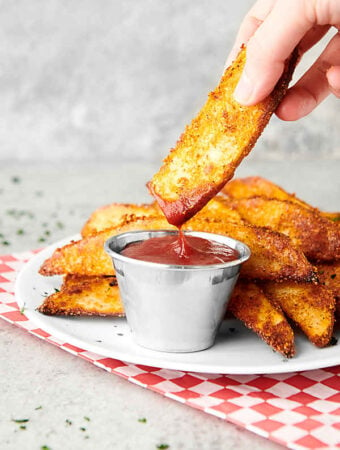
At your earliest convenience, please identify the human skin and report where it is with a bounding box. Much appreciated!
[226,0,340,120]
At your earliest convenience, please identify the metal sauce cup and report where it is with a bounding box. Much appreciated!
[105,230,250,353]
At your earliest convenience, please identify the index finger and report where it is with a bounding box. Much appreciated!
[225,0,275,67]
[234,0,313,105]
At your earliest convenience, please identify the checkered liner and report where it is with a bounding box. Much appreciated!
[1,251,339,450]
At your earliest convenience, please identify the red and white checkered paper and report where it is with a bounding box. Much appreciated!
[1,251,339,450]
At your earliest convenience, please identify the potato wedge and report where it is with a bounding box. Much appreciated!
[228,280,295,357]
[37,275,124,317]
[148,47,298,226]
[81,197,243,238]
[39,215,316,282]
[194,195,244,223]
[230,197,340,261]
[81,202,159,237]
[223,176,340,222]
[262,281,335,348]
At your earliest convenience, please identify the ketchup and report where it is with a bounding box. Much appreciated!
[121,231,239,265]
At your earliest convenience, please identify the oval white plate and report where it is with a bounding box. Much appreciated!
[15,236,340,374]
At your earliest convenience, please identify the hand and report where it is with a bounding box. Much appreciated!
[226,0,340,120]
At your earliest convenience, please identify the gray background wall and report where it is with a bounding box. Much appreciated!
[0,0,339,164]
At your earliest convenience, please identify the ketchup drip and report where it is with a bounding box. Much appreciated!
[121,229,239,266]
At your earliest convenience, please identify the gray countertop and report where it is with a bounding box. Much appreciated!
[1,160,339,450]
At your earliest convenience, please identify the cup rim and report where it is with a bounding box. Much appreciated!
[104,229,251,271]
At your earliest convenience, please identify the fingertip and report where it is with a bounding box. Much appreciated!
[326,66,340,98]
[275,88,317,121]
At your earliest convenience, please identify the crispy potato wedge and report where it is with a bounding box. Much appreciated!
[39,215,315,282]
[81,202,159,237]
[228,280,295,357]
[81,197,244,238]
[262,281,335,348]
[223,176,340,222]
[194,195,244,223]
[230,197,340,261]
[37,275,124,316]
[148,47,298,226]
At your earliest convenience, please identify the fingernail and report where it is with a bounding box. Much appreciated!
[234,71,254,104]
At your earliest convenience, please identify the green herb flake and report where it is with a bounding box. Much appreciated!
[84,416,90,422]
[330,336,338,346]
[157,445,169,449]
[44,230,51,236]
[41,446,51,450]
[19,425,26,430]
[138,418,147,423]
[65,419,72,426]
[80,427,86,432]
[20,304,26,315]
[12,418,29,424]
[330,274,337,279]
[35,406,43,410]
[2,240,10,246]
[11,176,21,184]
[38,237,46,243]
[56,221,64,229]
[54,288,60,293]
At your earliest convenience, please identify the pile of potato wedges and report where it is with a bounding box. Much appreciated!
[38,176,340,358]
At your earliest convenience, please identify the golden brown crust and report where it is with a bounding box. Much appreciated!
[81,202,159,237]
[228,280,295,357]
[39,215,315,282]
[262,281,335,348]
[148,46,298,226]
[37,275,124,317]
[223,176,340,222]
[223,176,313,209]
[229,197,340,262]
[317,261,340,307]
[81,197,244,237]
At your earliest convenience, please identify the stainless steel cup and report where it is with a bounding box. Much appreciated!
[105,230,250,352]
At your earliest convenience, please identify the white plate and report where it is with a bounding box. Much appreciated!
[15,236,340,374]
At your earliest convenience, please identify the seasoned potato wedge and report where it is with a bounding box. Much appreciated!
[223,176,340,222]
[262,281,335,348]
[194,196,244,223]
[37,275,124,317]
[81,202,159,237]
[148,47,298,226]
[81,196,244,238]
[228,280,295,358]
[39,215,315,282]
[230,197,340,261]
